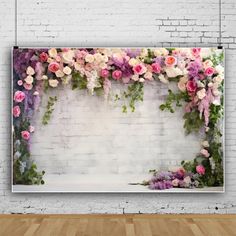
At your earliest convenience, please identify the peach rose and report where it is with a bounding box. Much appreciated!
[165,56,177,67]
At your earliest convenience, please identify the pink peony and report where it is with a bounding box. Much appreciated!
[112,70,122,80]
[200,149,210,158]
[23,83,33,90]
[204,67,215,76]
[191,48,201,57]
[14,91,25,103]
[21,130,30,140]
[48,62,60,73]
[165,56,177,67]
[196,165,205,175]
[39,52,49,62]
[100,69,109,78]
[13,106,21,117]
[186,80,197,93]
[151,63,161,73]
[133,63,147,75]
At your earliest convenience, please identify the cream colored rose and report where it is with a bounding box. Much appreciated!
[94,53,103,63]
[47,58,54,63]
[26,66,35,75]
[49,79,59,87]
[63,66,72,75]
[129,58,139,66]
[24,75,34,84]
[55,70,65,78]
[203,59,213,69]
[197,81,205,88]
[144,72,153,80]
[212,89,220,96]
[103,55,108,62]
[160,48,169,56]
[213,75,223,84]
[48,48,57,58]
[197,88,206,100]
[41,75,48,80]
[202,140,209,148]
[159,74,169,84]
[200,48,212,58]
[131,74,139,81]
[62,50,75,64]
[208,82,213,87]
[178,76,188,92]
[153,49,161,57]
[140,48,148,57]
[85,54,94,63]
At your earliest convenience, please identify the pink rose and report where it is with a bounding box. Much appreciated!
[191,48,201,57]
[39,52,49,62]
[204,67,215,76]
[165,56,177,67]
[13,106,21,117]
[17,80,23,86]
[196,165,205,175]
[100,69,109,78]
[186,80,197,94]
[177,167,185,178]
[48,62,60,73]
[21,130,30,140]
[133,63,147,75]
[151,63,161,73]
[112,70,122,80]
[200,149,210,158]
[14,91,25,103]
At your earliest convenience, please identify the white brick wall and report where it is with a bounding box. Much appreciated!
[1,0,236,213]
[30,83,200,179]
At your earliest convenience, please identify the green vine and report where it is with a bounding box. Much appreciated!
[42,96,58,125]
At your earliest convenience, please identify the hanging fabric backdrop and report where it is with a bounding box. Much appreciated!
[12,47,224,192]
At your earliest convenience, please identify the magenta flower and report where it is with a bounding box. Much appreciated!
[196,165,205,175]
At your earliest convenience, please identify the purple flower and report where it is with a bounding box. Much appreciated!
[125,48,141,58]
[187,60,202,79]
[149,180,173,190]
[111,56,133,78]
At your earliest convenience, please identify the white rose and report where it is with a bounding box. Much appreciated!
[215,64,224,75]
[139,78,145,83]
[85,54,94,63]
[49,79,59,87]
[212,89,220,96]
[165,67,183,78]
[153,49,161,57]
[160,48,169,56]
[178,76,188,92]
[197,88,206,100]
[55,70,65,78]
[200,48,212,58]
[25,75,34,84]
[159,74,169,84]
[63,66,72,75]
[26,66,35,75]
[48,48,57,58]
[208,82,213,87]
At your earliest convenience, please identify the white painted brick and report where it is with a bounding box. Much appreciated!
[0,0,235,214]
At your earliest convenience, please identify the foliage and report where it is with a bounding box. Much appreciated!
[42,96,58,125]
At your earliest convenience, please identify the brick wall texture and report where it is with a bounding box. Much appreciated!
[0,0,236,213]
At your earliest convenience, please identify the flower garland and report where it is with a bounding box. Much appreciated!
[12,47,224,190]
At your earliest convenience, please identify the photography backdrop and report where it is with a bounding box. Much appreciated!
[1,0,236,212]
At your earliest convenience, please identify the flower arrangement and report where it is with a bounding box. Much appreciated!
[12,47,224,189]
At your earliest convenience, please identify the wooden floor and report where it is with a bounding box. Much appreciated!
[0,214,236,236]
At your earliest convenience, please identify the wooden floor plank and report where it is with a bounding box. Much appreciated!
[0,214,236,236]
